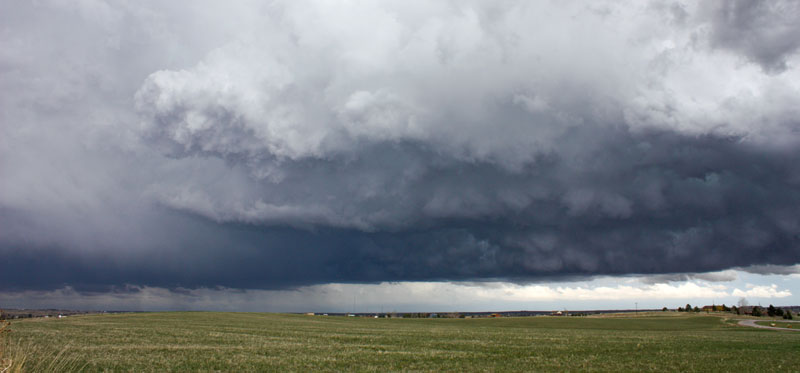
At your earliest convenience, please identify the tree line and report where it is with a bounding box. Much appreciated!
[667,303,794,319]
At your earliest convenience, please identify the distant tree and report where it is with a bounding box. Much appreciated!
[693,306,700,312]
[677,307,684,312]
[662,307,668,312]
[722,304,730,312]
[785,311,793,320]
[752,306,762,317]
[738,298,749,307]
[685,304,692,312]
[768,304,776,317]
[776,308,784,317]
[732,306,739,315]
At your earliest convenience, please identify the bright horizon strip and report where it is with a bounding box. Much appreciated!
[0,270,795,313]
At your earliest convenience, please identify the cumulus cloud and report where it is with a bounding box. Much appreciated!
[732,284,792,298]
[1,0,800,296]
[132,0,800,232]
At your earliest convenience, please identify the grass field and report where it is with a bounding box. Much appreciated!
[3,312,799,371]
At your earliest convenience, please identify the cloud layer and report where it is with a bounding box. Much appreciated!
[0,274,792,312]
[2,0,800,293]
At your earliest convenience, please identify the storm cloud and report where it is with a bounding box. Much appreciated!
[703,0,800,73]
[2,0,800,294]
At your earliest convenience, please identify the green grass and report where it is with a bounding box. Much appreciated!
[6,312,800,371]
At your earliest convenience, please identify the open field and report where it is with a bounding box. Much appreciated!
[3,312,799,371]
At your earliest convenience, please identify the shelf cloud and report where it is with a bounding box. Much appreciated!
[2,0,800,295]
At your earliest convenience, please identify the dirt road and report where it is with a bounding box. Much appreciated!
[738,319,800,331]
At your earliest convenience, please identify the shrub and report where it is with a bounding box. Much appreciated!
[1,317,19,373]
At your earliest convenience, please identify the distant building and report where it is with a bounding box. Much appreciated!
[702,305,724,312]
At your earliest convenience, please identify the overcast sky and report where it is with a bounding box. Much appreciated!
[2,0,799,311]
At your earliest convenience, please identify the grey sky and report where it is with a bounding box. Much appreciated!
[1,0,799,309]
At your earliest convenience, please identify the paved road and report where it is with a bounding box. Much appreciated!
[738,319,800,331]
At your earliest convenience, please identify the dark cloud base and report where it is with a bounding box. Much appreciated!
[4,127,800,292]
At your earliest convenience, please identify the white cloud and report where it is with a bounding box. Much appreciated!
[732,284,792,298]
[464,281,729,301]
